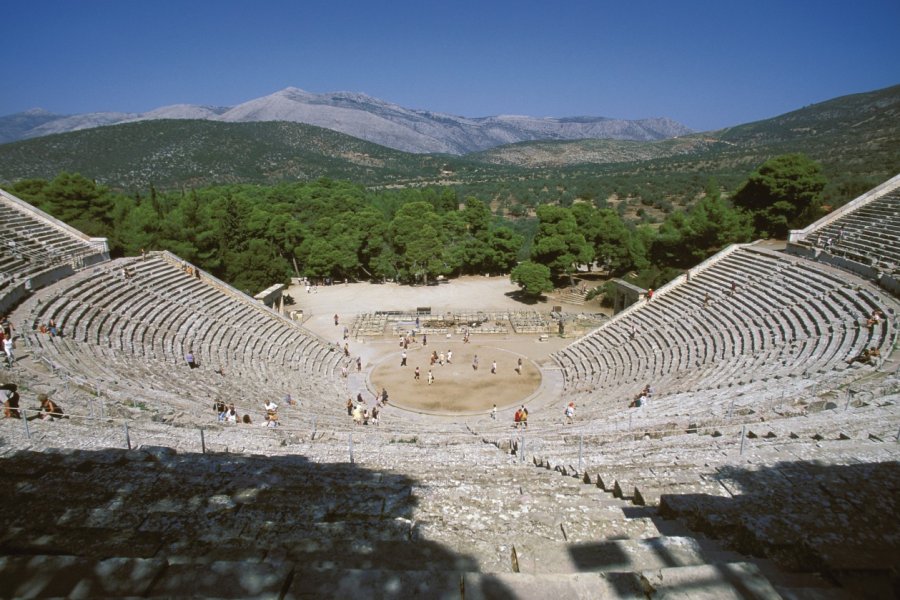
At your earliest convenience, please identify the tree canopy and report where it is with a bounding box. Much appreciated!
[7,154,828,297]
[510,261,554,299]
[731,153,826,238]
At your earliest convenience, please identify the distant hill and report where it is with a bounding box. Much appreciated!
[0,84,897,194]
[0,87,692,153]
[0,119,520,190]
[472,85,900,175]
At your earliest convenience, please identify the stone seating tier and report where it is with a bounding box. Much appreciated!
[0,417,862,599]
[802,188,900,267]
[14,256,346,426]
[554,246,896,415]
[0,197,101,284]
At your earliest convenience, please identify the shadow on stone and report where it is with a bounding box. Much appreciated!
[658,459,900,599]
[0,446,517,598]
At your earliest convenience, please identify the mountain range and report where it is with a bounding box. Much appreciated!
[0,87,692,154]
[0,84,896,194]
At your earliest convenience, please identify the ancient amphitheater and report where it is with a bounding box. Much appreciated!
[0,176,898,599]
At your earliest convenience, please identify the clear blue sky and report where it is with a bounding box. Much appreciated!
[4,0,899,131]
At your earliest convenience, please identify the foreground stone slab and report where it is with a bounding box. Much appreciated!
[463,571,645,600]
[640,562,782,600]
[0,555,165,599]
[148,559,291,598]
[286,567,462,599]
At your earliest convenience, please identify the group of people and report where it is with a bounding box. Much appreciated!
[866,310,884,329]
[214,400,241,424]
[212,393,298,427]
[35,318,62,339]
[513,405,529,428]
[848,346,881,365]
[427,350,452,366]
[629,384,653,408]
[180,261,201,280]
[2,383,65,420]
[347,395,379,425]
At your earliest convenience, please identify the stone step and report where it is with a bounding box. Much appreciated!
[640,562,783,600]
[289,568,646,599]
[0,555,166,598]
[511,536,746,575]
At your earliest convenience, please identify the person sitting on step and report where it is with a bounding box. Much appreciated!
[37,394,66,420]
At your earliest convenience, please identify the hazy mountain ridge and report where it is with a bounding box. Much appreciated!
[0,87,692,153]
[473,84,900,169]
[0,84,896,193]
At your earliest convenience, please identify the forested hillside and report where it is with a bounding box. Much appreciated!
[1,85,896,221]
[7,154,825,296]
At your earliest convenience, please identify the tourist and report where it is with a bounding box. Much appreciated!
[3,337,13,368]
[514,408,522,429]
[37,394,66,420]
[381,388,389,405]
[848,347,880,365]
[520,406,528,428]
[0,316,12,340]
[334,314,339,326]
[347,398,354,416]
[439,351,445,366]
[214,399,227,422]
[472,354,479,371]
[491,360,497,374]
[428,369,434,385]
[356,356,362,372]
[422,334,427,347]
[866,310,883,329]
[414,366,420,381]
[515,357,523,375]
[2,383,20,419]
[264,399,279,427]
[646,288,654,301]
[447,350,452,364]
[352,403,363,425]
[371,405,379,426]
[401,350,407,366]
[491,404,497,420]
[226,403,237,424]
[185,349,198,369]
[564,402,575,425]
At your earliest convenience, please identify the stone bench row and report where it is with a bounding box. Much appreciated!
[555,247,894,403]
[26,257,340,380]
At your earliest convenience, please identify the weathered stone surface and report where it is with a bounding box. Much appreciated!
[640,562,782,600]
[0,555,165,598]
